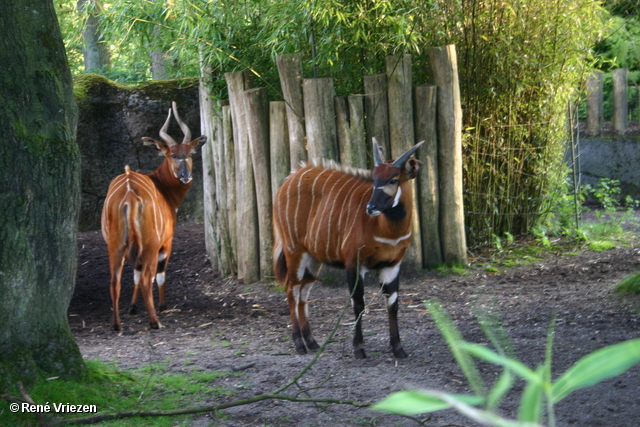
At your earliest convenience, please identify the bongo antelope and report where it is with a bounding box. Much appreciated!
[273,139,423,358]
[101,102,206,330]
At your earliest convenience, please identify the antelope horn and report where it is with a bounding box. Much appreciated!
[390,140,424,168]
[159,107,177,147]
[171,101,192,145]
[372,137,385,166]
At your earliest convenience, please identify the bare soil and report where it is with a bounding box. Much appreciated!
[71,221,640,426]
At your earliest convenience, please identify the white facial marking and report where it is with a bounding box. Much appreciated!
[392,186,402,208]
[156,272,166,288]
[379,263,401,285]
[386,292,398,308]
[374,231,412,247]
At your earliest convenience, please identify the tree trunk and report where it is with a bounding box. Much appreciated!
[0,0,86,388]
[78,0,109,72]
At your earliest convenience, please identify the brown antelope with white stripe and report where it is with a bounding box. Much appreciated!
[273,139,423,359]
[101,102,206,330]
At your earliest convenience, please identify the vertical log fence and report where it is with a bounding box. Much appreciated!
[202,45,468,283]
[585,67,640,135]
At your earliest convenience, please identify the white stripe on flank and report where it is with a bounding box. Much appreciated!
[311,170,336,255]
[341,188,370,251]
[325,175,351,261]
[374,231,412,247]
[294,168,315,242]
[334,177,360,259]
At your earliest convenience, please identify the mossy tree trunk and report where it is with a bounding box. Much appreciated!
[0,0,86,388]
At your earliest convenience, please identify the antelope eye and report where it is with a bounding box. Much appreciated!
[389,179,398,185]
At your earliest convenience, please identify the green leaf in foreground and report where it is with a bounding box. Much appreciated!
[371,390,483,416]
[551,338,640,403]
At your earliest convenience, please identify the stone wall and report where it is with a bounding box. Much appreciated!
[577,136,640,199]
[75,74,203,231]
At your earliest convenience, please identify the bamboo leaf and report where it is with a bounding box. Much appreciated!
[551,338,640,403]
[371,390,483,416]
[518,365,545,423]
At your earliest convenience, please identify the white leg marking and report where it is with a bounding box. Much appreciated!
[292,285,301,320]
[301,283,313,317]
[297,253,312,281]
[133,269,141,286]
[386,291,398,308]
[156,272,166,288]
[379,263,401,285]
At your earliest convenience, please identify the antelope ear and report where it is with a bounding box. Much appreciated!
[404,158,421,179]
[142,137,170,155]
[188,135,207,153]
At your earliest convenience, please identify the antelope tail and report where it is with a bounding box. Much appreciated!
[273,227,287,283]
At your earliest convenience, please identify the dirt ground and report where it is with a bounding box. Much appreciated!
[71,220,640,426]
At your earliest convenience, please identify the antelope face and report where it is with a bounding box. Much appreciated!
[366,165,402,216]
[168,143,195,185]
[366,138,423,217]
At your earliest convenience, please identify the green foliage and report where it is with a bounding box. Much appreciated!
[55,0,608,247]
[1,360,231,426]
[372,303,640,426]
[616,271,640,294]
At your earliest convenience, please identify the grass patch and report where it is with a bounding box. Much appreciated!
[616,271,640,295]
[587,241,616,252]
[1,359,232,426]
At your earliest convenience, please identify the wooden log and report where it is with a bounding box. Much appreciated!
[221,102,237,275]
[270,101,291,197]
[428,45,467,266]
[276,54,307,166]
[243,87,273,279]
[586,70,603,135]
[225,71,260,283]
[335,95,367,169]
[364,73,390,162]
[613,68,628,135]
[414,84,443,267]
[303,78,338,161]
[386,54,422,275]
[199,78,219,272]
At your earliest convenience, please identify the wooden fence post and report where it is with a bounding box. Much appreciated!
[586,71,603,134]
[270,101,291,197]
[277,54,307,166]
[304,78,338,161]
[199,77,219,273]
[336,95,367,169]
[613,68,628,135]
[428,45,467,266]
[221,102,237,275]
[243,87,273,278]
[386,54,422,274]
[414,84,443,267]
[364,73,390,161]
[225,71,260,283]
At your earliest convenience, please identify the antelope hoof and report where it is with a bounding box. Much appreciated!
[129,304,138,315]
[354,348,367,359]
[305,337,320,351]
[295,345,308,355]
[159,304,167,312]
[149,321,160,329]
[393,347,408,359]
[112,323,121,332]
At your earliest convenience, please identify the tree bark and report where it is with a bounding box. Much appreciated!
[0,0,86,388]
[78,0,109,72]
